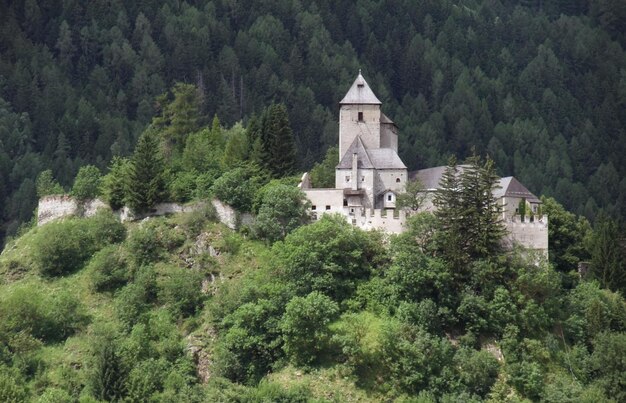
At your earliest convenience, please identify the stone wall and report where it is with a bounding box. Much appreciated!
[504,216,549,253]
[37,195,252,230]
[37,195,109,226]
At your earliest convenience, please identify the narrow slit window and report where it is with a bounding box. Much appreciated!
[358,112,363,122]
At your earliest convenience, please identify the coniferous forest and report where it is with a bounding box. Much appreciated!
[1,0,626,401]
[1,0,626,242]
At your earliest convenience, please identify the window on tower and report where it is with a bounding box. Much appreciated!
[358,112,363,122]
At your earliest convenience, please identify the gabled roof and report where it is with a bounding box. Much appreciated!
[339,71,382,105]
[337,136,374,169]
[410,167,541,203]
[367,149,407,169]
[410,165,470,190]
[337,136,406,170]
[495,176,540,203]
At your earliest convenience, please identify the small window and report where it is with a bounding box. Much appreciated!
[387,194,392,201]
[396,178,401,183]
[325,205,331,210]
[350,208,355,214]
[343,199,348,207]
[345,175,350,182]
[311,205,316,211]
[361,176,365,181]
[358,112,363,122]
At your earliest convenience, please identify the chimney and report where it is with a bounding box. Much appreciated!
[352,153,358,191]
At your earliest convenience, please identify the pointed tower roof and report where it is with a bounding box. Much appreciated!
[339,71,382,105]
[337,136,374,169]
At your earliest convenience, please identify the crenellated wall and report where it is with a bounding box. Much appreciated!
[503,216,549,253]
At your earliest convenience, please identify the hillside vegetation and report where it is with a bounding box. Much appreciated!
[1,0,626,244]
[0,185,624,401]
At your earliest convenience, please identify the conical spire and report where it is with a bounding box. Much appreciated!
[339,71,382,105]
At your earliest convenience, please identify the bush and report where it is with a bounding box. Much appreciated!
[157,266,205,318]
[88,245,129,292]
[0,366,27,402]
[168,170,197,203]
[32,212,125,277]
[126,220,184,267]
[253,184,310,243]
[281,292,339,366]
[71,165,102,200]
[211,167,259,212]
[0,282,89,343]
[454,348,500,397]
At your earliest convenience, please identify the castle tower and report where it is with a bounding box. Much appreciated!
[338,71,382,159]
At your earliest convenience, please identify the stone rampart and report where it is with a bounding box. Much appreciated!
[37,195,109,226]
[37,196,252,230]
[504,216,549,253]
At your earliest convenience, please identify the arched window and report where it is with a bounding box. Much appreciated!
[396,178,401,183]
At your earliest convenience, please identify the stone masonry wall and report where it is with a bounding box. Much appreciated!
[37,196,252,230]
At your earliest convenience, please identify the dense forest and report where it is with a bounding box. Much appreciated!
[1,0,626,244]
[2,1,626,400]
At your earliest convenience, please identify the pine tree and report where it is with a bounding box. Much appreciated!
[434,154,506,268]
[125,131,165,214]
[589,214,626,293]
[263,103,297,177]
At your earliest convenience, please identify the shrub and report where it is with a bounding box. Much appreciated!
[0,282,88,343]
[253,184,310,243]
[32,212,125,277]
[88,245,129,292]
[281,292,339,366]
[0,366,27,402]
[211,167,258,212]
[125,220,184,267]
[157,266,205,318]
[168,170,197,203]
[71,165,102,200]
[454,348,500,397]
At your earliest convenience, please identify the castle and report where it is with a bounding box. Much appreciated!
[300,72,548,254]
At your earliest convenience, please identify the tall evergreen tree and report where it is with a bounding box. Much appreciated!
[125,131,165,214]
[588,214,626,293]
[434,154,506,269]
[262,103,297,178]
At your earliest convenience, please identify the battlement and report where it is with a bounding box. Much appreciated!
[503,215,549,252]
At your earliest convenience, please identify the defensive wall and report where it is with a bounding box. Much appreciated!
[37,195,252,230]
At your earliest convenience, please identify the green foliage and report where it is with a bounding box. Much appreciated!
[35,170,64,198]
[587,214,626,293]
[453,348,500,398]
[70,165,102,200]
[157,266,205,318]
[31,212,125,276]
[0,365,27,402]
[309,146,338,188]
[258,103,297,178]
[90,337,127,402]
[88,245,129,292]
[281,292,339,366]
[564,281,626,344]
[434,154,506,268]
[588,331,626,401]
[396,178,427,211]
[0,282,89,344]
[253,184,310,242]
[125,131,166,214]
[125,219,184,267]
[244,380,311,402]
[155,83,202,158]
[211,166,260,212]
[275,215,385,301]
[380,321,455,395]
[542,196,591,274]
[100,157,130,211]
